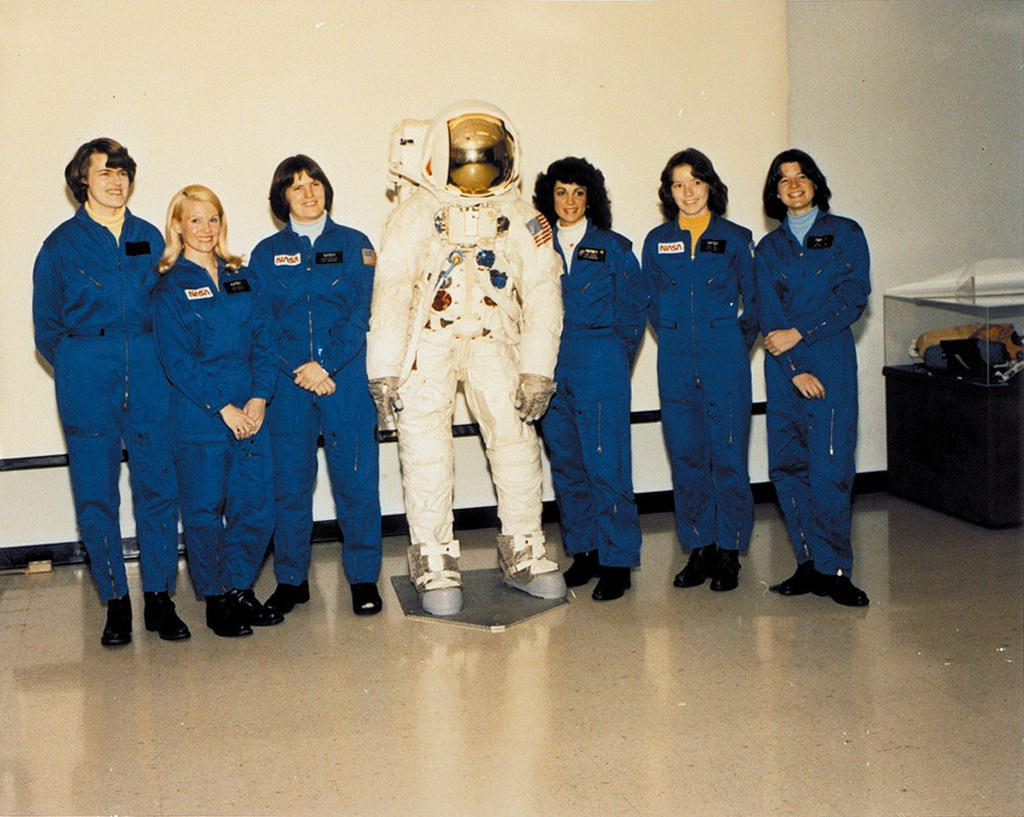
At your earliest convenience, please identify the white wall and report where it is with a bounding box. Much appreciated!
[787,0,1024,473]
[0,0,788,547]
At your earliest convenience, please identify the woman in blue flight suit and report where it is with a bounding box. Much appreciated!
[249,155,382,617]
[153,185,282,637]
[756,149,870,607]
[642,148,758,592]
[533,157,648,601]
[33,138,185,647]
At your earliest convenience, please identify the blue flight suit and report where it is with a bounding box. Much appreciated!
[642,214,758,553]
[249,217,382,586]
[542,222,647,568]
[152,258,278,597]
[32,207,179,601]
[755,211,870,575]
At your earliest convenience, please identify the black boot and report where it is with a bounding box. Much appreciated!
[101,594,132,647]
[351,582,382,616]
[263,580,310,616]
[770,561,819,595]
[563,550,599,587]
[143,591,191,641]
[227,588,284,626]
[205,594,253,638]
[815,572,870,607]
[673,543,717,588]
[592,566,631,601]
[710,548,740,592]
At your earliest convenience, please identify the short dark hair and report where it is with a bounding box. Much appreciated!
[762,148,832,221]
[64,138,137,203]
[268,155,334,222]
[533,156,612,231]
[658,148,728,220]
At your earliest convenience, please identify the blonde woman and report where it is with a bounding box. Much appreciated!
[153,185,281,637]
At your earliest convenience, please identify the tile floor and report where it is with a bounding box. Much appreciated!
[0,493,1020,816]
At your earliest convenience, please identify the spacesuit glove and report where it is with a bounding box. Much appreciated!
[514,373,557,423]
[368,376,403,429]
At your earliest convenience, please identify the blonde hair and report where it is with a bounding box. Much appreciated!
[158,184,243,272]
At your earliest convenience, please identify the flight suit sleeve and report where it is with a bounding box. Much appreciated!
[322,235,375,376]
[248,241,299,379]
[612,236,648,364]
[246,273,279,402]
[737,232,760,352]
[153,282,233,417]
[754,240,811,377]
[793,222,871,347]
[32,241,63,367]
[640,233,662,334]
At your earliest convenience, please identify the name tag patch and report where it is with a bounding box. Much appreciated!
[577,247,606,263]
[224,279,251,294]
[316,251,343,265]
[807,235,835,249]
[362,248,377,266]
[658,241,686,254]
[700,239,727,254]
[274,253,301,266]
[185,287,214,300]
[125,241,151,256]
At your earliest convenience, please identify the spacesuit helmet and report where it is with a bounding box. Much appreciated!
[422,100,522,200]
[446,113,515,195]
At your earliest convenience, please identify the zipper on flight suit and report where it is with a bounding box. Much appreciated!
[115,233,129,412]
[305,243,315,364]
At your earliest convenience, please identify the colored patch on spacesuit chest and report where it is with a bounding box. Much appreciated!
[476,249,495,268]
[700,239,727,254]
[490,270,508,289]
[316,251,343,264]
[807,235,835,249]
[432,289,452,311]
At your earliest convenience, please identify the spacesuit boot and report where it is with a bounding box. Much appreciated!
[497,531,567,599]
[407,540,464,616]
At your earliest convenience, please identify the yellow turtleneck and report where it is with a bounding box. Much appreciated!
[678,211,711,259]
[85,200,126,242]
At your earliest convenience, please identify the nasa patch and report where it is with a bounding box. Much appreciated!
[185,287,214,300]
[658,241,686,254]
[274,253,301,266]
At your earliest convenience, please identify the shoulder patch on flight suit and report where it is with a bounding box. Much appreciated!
[700,238,727,254]
[362,248,377,266]
[125,241,151,256]
[224,279,251,294]
[807,235,835,249]
[577,247,606,263]
[185,287,214,300]
[316,250,343,264]
[274,253,301,265]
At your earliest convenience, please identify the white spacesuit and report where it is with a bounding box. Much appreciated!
[367,100,566,616]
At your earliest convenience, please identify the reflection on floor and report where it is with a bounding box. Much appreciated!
[0,494,1020,816]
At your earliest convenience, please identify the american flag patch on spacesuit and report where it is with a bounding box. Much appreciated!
[362,248,377,265]
[526,214,552,247]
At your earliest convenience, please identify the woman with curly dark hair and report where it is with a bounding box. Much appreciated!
[532,157,648,601]
[642,148,758,593]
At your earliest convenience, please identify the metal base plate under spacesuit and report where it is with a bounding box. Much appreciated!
[390,568,568,631]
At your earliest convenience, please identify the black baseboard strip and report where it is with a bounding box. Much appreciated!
[0,471,888,572]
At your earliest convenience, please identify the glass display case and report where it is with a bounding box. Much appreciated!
[882,259,1023,527]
